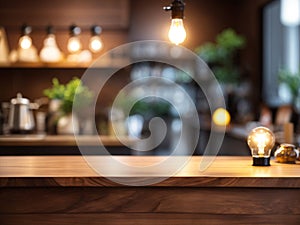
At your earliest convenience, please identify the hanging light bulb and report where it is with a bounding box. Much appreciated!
[67,24,82,53]
[18,24,32,50]
[168,18,186,45]
[163,0,186,45]
[89,25,103,53]
[17,24,39,62]
[40,26,63,63]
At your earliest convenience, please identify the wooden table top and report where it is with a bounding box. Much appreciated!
[0,156,300,187]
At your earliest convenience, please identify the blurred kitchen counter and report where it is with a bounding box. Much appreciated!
[0,135,135,146]
[0,135,136,155]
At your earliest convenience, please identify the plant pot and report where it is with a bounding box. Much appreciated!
[57,113,79,135]
[46,99,62,134]
[49,99,62,113]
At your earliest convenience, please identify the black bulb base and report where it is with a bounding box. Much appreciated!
[163,0,185,19]
[252,157,270,166]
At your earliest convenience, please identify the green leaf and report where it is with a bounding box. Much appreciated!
[278,69,300,98]
[43,78,65,100]
[216,28,245,51]
[194,28,246,84]
[44,77,94,114]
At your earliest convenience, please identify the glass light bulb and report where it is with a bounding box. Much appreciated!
[281,0,300,26]
[67,36,82,53]
[40,34,62,62]
[168,18,186,45]
[18,35,32,49]
[247,126,275,158]
[89,36,103,53]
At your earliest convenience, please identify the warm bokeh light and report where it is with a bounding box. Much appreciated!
[40,34,62,62]
[168,18,186,45]
[67,36,82,53]
[212,108,231,126]
[18,35,32,49]
[89,36,103,53]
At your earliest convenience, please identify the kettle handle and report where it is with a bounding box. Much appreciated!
[29,102,40,110]
[30,97,49,110]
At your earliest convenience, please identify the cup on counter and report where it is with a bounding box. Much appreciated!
[36,111,46,134]
[1,102,10,135]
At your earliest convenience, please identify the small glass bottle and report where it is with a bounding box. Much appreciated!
[274,143,299,164]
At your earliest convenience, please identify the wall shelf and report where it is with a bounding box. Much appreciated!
[0,60,130,70]
[0,62,90,69]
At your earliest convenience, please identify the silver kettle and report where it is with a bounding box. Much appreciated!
[8,93,35,134]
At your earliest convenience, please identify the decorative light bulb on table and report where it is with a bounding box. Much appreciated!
[247,126,275,166]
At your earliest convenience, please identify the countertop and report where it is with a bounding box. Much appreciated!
[0,135,135,146]
[1,156,300,224]
[1,156,300,187]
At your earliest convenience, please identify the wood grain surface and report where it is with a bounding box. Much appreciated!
[1,187,299,214]
[1,156,300,224]
[2,214,300,225]
[1,186,300,224]
[0,156,300,187]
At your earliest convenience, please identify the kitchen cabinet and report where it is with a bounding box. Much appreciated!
[0,61,251,157]
[0,61,131,107]
[0,64,84,104]
[0,0,130,106]
[0,62,97,69]
[0,60,128,69]
[0,60,132,151]
[0,0,129,53]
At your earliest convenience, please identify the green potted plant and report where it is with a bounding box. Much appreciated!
[278,69,300,114]
[278,69,300,101]
[59,77,94,115]
[195,28,246,118]
[43,78,65,100]
[43,77,94,134]
[195,28,246,84]
[43,78,65,114]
